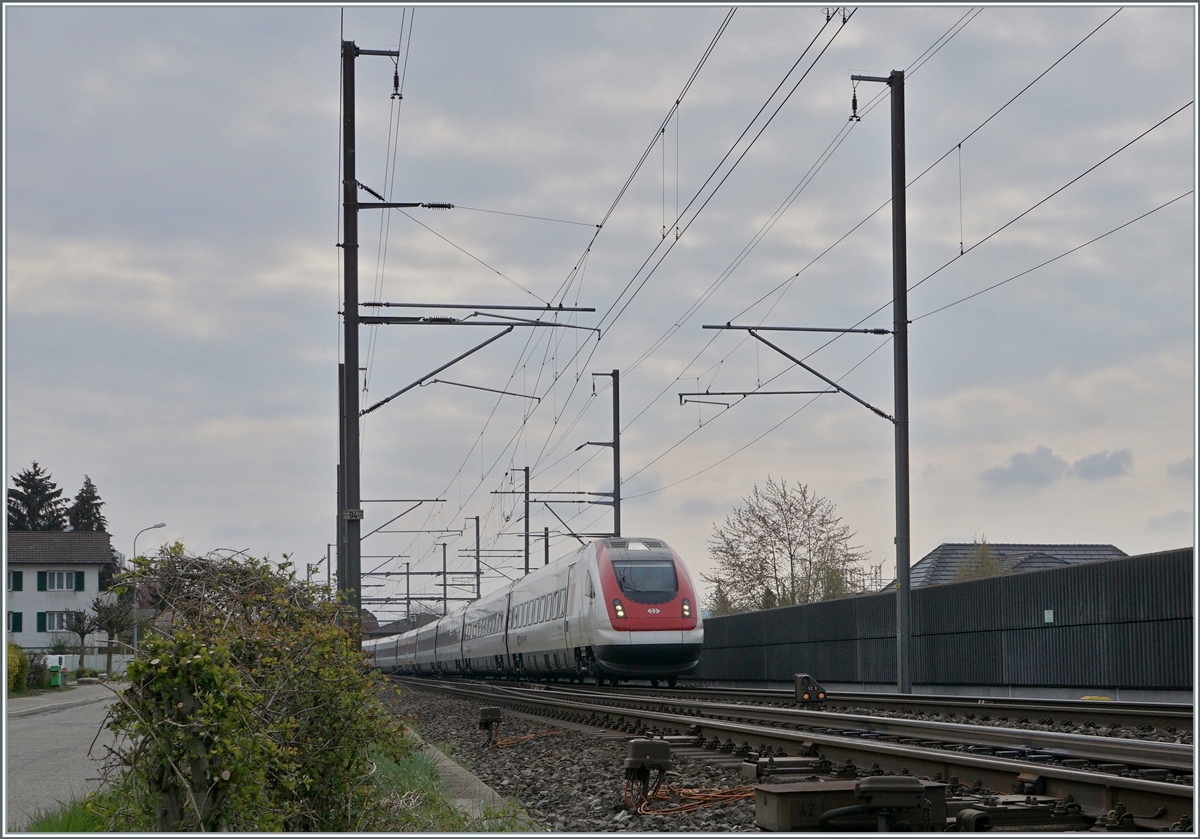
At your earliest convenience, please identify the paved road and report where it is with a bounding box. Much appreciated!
[6,692,119,831]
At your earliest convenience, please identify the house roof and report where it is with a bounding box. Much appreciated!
[886,542,1127,589]
[5,531,120,566]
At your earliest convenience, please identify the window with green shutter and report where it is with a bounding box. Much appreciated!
[37,612,47,633]
[8,612,22,632]
[75,570,85,591]
[37,571,47,591]
[6,570,22,591]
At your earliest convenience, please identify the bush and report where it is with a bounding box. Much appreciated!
[71,667,101,679]
[26,651,48,690]
[7,643,29,693]
[98,549,411,831]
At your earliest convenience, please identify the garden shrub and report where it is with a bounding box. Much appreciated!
[7,643,29,694]
[26,651,48,690]
[98,549,411,831]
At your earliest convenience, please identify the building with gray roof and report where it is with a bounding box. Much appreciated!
[885,542,1127,590]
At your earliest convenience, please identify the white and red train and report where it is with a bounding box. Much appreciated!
[364,537,703,686]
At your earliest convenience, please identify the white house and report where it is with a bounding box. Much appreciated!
[5,531,123,664]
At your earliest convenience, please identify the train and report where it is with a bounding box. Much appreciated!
[364,536,703,686]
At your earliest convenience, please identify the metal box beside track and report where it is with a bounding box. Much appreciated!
[754,777,947,831]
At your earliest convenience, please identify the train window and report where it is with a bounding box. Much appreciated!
[610,559,678,605]
[585,574,595,599]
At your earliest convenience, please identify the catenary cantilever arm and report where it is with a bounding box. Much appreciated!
[360,327,513,416]
[748,330,894,423]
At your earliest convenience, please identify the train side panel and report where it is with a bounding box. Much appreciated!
[461,584,511,675]
[506,561,572,677]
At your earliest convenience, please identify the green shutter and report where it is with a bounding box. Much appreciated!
[11,613,21,632]
[75,570,85,591]
[37,571,47,591]
[37,612,47,633]
[11,571,22,591]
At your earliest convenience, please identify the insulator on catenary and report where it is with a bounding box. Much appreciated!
[421,202,454,210]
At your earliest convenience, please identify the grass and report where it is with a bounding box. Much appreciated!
[364,743,470,831]
[23,794,111,832]
[24,736,535,832]
[366,740,540,832]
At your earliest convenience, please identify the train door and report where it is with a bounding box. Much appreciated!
[566,562,586,654]
[502,590,515,673]
[559,565,573,668]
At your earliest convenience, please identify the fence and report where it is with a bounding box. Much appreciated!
[693,548,1192,693]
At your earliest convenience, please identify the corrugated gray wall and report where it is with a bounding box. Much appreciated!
[693,548,1192,689]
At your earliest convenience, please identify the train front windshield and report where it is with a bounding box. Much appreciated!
[611,559,678,605]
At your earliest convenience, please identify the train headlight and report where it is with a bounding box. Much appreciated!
[613,599,626,619]
[682,598,691,617]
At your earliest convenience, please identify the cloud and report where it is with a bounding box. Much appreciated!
[1167,457,1194,480]
[1070,448,1133,481]
[1145,508,1194,534]
[980,445,1068,490]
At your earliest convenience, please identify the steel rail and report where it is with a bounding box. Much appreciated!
[610,683,1192,732]
[514,684,1191,772]
[395,677,1192,827]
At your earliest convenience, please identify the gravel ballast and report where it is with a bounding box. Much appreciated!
[385,683,761,832]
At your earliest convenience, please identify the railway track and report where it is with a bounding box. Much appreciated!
[623,682,1193,734]
[396,676,1193,831]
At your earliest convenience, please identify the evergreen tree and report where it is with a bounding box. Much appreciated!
[953,535,1010,582]
[7,461,67,531]
[68,475,108,532]
[708,582,735,617]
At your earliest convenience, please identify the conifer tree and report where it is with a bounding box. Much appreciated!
[7,462,67,531]
[68,475,108,532]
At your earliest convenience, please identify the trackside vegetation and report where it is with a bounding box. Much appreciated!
[87,546,458,831]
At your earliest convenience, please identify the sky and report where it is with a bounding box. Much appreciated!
[4,4,1196,620]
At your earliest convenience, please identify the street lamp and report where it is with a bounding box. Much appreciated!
[131,523,165,659]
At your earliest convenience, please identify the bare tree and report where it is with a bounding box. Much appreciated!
[65,609,100,672]
[702,477,871,614]
[93,596,134,675]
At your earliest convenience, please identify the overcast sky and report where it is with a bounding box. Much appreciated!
[4,4,1195,619]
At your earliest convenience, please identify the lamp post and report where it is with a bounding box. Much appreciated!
[131,523,165,658]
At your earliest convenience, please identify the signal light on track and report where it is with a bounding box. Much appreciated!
[795,673,828,705]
